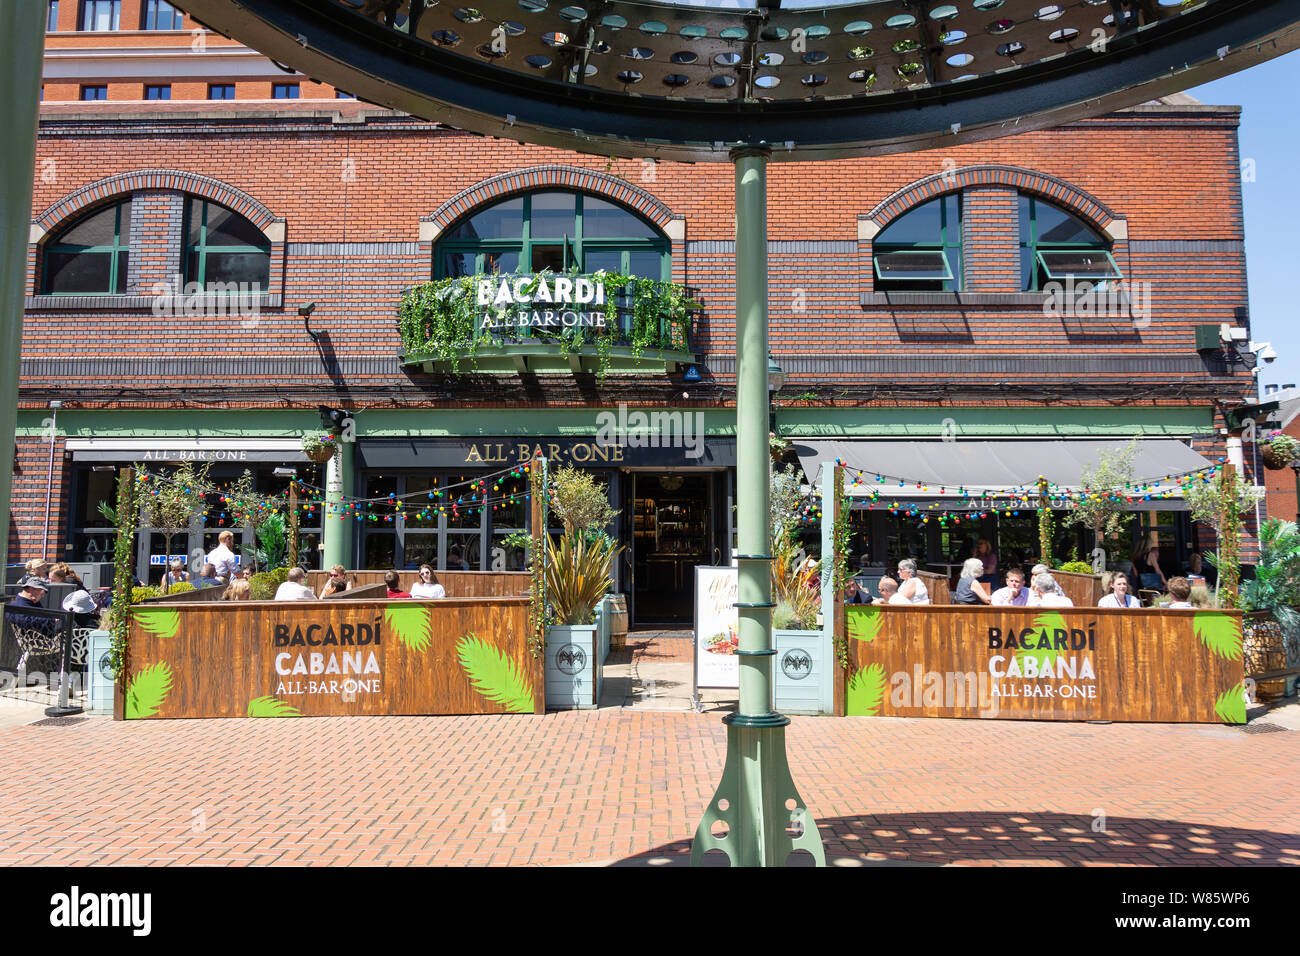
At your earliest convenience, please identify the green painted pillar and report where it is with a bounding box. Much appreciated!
[0,4,45,572]
[322,438,354,568]
[691,147,825,867]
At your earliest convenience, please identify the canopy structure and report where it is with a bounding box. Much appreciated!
[178,0,1300,162]
[793,438,1220,505]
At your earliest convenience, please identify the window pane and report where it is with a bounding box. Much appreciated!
[45,251,113,293]
[272,83,299,99]
[529,192,577,238]
[442,251,476,277]
[531,243,565,273]
[364,534,397,570]
[582,196,658,239]
[875,251,952,280]
[208,84,235,100]
[584,250,622,274]
[48,1,59,32]
[198,252,269,287]
[482,250,520,274]
[73,468,117,527]
[404,476,442,529]
[204,204,269,248]
[1037,250,1120,279]
[626,250,663,280]
[115,250,129,293]
[402,533,439,569]
[876,198,942,244]
[187,198,204,245]
[1033,202,1101,244]
[445,533,481,570]
[57,203,122,247]
[80,85,108,100]
[448,197,524,240]
[145,84,170,100]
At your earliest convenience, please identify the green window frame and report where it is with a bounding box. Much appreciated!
[434,190,670,283]
[1019,194,1121,291]
[42,198,132,295]
[873,194,962,292]
[182,197,272,289]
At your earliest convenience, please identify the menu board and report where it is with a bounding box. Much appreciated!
[694,566,739,689]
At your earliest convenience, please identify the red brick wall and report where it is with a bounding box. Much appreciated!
[9,436,68,565]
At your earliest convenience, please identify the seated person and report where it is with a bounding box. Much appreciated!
[1026,564,1068,605]
[954,558,992,605]
[873,577,910,606]
[49,563,99,624]
[273,567,317,601]
[7,576,55,633]
[1165,576,1194,609]
[24,558,51,584]
[385,570,412,599]
[1029,572,1073,607]
[222,579,251,601]
[411,564,447,599]
[1099,571,1141,608]
[844,579,871,605]
[161,559,189,591]
[318,564,351,598]
[895,559,930,605]
[974,538,998,584]
[990,568,1029,607]
[196,563,223,589]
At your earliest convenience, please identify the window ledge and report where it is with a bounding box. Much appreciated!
[862,292,1055,308]
[26,293,283,312]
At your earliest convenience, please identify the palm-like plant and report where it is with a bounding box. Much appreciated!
[771,536,821,629]
[1240,518,1300,665]
[544,532,621,625]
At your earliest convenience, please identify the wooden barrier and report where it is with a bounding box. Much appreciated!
[137,585,225,604]
[306,569,530,597]
[118,597,541,719]
[916,571,950,605]
[1053,570,1104,607]
[840,604,1245,723]
[321,583,388,601]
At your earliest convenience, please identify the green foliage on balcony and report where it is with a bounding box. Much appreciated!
[398,269,697,379]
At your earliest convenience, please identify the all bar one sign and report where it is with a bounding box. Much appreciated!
[475,274,608,331]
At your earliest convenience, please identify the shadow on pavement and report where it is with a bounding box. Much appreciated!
[609,810,1300,867]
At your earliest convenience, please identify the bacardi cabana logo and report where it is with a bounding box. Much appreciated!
[476,274,608,331]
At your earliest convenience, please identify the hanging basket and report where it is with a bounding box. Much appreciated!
[301,435,337,464]
[1260,442,1293,470]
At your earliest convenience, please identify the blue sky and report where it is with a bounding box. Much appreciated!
[1189,51,1300,399]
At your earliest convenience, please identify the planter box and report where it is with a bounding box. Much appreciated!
[774,628,834,716]
[86,630,115,715]
[544,609,607,710]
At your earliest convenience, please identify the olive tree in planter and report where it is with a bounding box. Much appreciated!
[1066,439,1138,572]
[140,461,211,581]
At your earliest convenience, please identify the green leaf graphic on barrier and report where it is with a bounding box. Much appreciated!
[1194,611,1243,661]
[1213,682,1246,724]
[456,633,535,713]
[124,661,173,719]
[847,663,887,716]
[385,604,432,652]
[246,695,302,718]
[1015,612,1068,670]
[846,605,882,643]
[134,607,180,641]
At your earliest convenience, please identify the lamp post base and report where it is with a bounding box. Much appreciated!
[691,717,826,867]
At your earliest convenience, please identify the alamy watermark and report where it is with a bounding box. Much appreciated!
[151,274,262,328]
[595,403,705,460]
[1041,277,1152,328]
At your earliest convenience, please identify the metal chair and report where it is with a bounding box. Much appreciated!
[12,624,62,673]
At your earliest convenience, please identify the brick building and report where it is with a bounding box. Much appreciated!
[15,0,1262,623]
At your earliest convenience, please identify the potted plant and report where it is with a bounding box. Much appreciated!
[1240,518,1300,700]
[1259,430,1300,470]
[301,432,337,464]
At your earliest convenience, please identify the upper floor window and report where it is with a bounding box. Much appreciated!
[208,83,236,100]
[43,198,132,295]
[184,198,271,288]
[436,190,669,280]
[47,1,60,32]
[80,84,108,101]
[142,0,183,30]
[873,194,962,292]
[1019,195,1120,291]
[78,0,119,31]
[272,83,299,99]
[144,84,171,101]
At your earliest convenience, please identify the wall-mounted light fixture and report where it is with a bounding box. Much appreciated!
[299,302,318,342]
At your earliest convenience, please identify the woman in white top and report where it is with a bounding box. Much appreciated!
[410,564,447,599]
[1098,571,1141,609]
[896,559,930,605]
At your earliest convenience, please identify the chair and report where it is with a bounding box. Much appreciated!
[1138,589,1161,608]
[12,624,63,672]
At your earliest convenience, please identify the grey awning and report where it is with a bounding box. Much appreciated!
[792,439,1219,502]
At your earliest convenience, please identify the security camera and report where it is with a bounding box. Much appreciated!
[1250,341,1278,364]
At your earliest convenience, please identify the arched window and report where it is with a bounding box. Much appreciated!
[435,190,669,280]
[1019,195,1120,291]
[184,197,271,288]
[42,198,132,294]
[873,194,962,292]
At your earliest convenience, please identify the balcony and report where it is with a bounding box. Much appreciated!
[398,272,700,379]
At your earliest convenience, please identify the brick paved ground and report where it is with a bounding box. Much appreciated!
[0,700,1296,866]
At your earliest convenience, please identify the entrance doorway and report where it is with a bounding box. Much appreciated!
[629,473,714,626]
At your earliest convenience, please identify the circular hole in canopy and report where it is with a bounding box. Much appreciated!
[987,18,1014,34]
[801,73,828,87]
[973,0,1004,9]
[930,4,959,20]
[476,43,504,59]
[720,27,747,40]
[759,51,784,66]
[714,52,742,66]
[897,61,924,78]
[524,53,552,68]
[847,46,873,60]
[761,26,789,41]
[755,74,781,88]
[1048,27,1079,42]
[941,29,967,45]
[885,14,916,29]
[1036,4,1065,20]
[892,38,921,53]
[431,29,461,46]
[540,30,568,46]
[709,74,736,88]
[996,40,1026,56]
[591,41,610,53]
[640,20,667,35]
[600,14,626,29]
[454,8,483,23]
[848,69,877,86]
[662,73,689,87]
[843,20,872,36]
[681,24,708,38]
[502,21,525,36]
[518,0,546,11]
[558,6,586,22]
[805,25,831,38]
[627,46,654,59]
[670,50,698,64]
[616,69,643,83]
[568,63,597,77]
[802,50,829,64]
[946,52,974,66]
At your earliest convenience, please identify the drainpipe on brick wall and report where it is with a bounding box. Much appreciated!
[41,402,60,560]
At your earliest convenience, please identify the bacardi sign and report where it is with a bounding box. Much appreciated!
[475,274,608,331]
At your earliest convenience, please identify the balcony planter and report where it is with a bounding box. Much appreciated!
[544,598,611,710]
[86,629,115,715]
[773,627,834,716]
